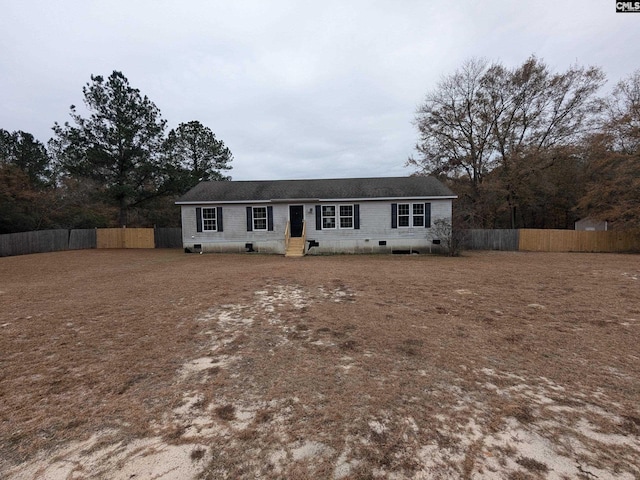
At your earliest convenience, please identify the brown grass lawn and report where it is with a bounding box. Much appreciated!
[0,250,639,479]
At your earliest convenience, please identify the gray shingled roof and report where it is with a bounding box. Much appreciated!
[176,177,455,203]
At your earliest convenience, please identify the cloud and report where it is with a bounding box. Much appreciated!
[1,0,638,180]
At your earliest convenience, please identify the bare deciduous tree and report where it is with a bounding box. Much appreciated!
[580,70,640,228]
[409,56,605,228]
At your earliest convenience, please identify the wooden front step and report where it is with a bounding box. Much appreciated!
[285,237,305,257]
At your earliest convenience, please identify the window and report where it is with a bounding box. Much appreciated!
[202,207,217,231]
[321,205,354,229]
[246,206,272,232]
[322,205,336,229]
[316,204,360,230]
[253,206,267,231]
[413,204,424,227]
[393,203,430,228]
[197,207,223,233]
[398,204,410,227]
[340,205,354,228]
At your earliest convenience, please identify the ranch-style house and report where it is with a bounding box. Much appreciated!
[176,176,456,256]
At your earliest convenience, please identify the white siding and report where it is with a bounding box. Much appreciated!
[181,199,453,254]
[307,200,451,254]
[182,204,290,253]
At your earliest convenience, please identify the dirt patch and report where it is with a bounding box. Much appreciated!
[1,250,639,478]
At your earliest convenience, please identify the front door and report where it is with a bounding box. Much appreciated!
[289,205,304,237]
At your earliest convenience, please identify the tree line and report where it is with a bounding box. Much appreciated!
[1,71,232,234]
[408,56,639,230]
[2,59,638,235]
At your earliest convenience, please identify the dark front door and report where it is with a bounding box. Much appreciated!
[290,205,304,237]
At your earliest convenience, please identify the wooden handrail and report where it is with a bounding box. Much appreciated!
[285,221,291,251]
[300,220,307,254]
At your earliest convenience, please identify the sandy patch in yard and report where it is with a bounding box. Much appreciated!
[1,250,639,479]
[5,434,208,480]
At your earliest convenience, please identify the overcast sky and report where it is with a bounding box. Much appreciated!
[1,1,638,180]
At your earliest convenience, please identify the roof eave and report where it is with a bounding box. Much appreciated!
[318,195,458,202]
[175,195,457,205]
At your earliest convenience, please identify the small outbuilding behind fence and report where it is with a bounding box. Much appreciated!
[575,217,608,231]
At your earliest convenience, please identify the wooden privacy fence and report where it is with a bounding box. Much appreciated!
[154,227,183,248]
[463,229,639,252]
[463,229,519,251]
[0,228,183,257]
[69,229,97,250]
[2,227,638,256]
[0,229,69,257]
[518,229,640,253]
[96,228,155,249]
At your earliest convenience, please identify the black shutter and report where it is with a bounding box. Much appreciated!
[315,205,322,230]
[196,207,202,233]
[391,203,398,229]
[246,207,253,231]
[217,207,223,232]
[267,206,274,231]
[354,204,360,230]
[425,203,431,228]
